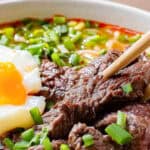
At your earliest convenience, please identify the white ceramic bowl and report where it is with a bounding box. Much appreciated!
[0,0,149,32]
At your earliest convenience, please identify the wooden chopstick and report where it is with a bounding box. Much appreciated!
[103,31,150,79]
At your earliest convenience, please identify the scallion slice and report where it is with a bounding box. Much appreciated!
[53,16,66,24]
[117,111,127,128]
[3,138,14,150]
[29,107,43,125]
[41,137,53,150]
[82,134,94,148]
[122,83,133,94]
[13,141,29,150]
[105,123,132,145]
[21,128,34,141]
[64,37,75,51]
[69,53,80,66]
[128,34,141,44]
[99,49,107,56]
[30,134,41,145]
[60,144,70,150]
[51,52,65,66]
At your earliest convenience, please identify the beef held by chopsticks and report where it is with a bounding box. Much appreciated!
[36,50,150,139]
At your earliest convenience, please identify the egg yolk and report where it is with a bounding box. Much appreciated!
[0,62,26,105]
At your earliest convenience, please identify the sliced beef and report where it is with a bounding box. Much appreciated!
[68,123,116,150]
[37,51,150,139]
[40,59,79,102]
[40,51,121,102]
[95,103,150,150]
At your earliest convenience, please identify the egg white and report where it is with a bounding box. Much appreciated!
[0,96,45,135]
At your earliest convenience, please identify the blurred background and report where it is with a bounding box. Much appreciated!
[112,0,150,11]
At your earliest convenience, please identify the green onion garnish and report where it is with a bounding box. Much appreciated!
[54,25,68,36]
[117,111,127,128]
[122,83,133,94]
[30,134,41,145]
[99,49,107,56]
[105,123,132,145]
[51,52,65,66]
[84,35,101,47]
[128,34,141,44]
[72,31,82,43]
[13,141,29,150]
[0,35,9,45]
[3,27,14,39]
[27,43,44,56]
[69,53,80,66]
[3,138,14,150]
[82,134,94,148]
[64,37,75,51]
[118,34,128,43]
[40,128,49,144]
[41,137,53,150]
[29,107,43,125]
[21,128,34,141]
[60,144,70,150]
[53,16,66,24]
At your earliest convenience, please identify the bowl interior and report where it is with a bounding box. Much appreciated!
[0,0,150,32]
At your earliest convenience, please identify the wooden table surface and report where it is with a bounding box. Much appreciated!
[112,0,150,11]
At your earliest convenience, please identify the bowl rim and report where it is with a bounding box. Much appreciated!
[0,0,149,16]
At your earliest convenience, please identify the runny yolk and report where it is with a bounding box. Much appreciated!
[0,62,26,105]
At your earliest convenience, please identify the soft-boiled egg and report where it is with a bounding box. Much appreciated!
[0,45,45,135]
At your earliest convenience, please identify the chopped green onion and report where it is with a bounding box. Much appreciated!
[105,123,132,145]
[60,144,70,150]
[53,16,66,24]
[64,37,75,51]
[41,137,53,150]
[82,134,94,148]
[0,35,9,45]
[30,134,41,145]
[13,141,29,150]
[118,34,128,43]
[27,43,44,56]
[83,35,108,47]
[48,30,59,44]
[128,34,141,44]
[40,128,49,144]
[122,83,133,94]
[99,49,107,56]
[69,27,76,36]
[3,27,14,39]
[21,128,34,141]
[72,31,82,43]
[69,53,80,66]
[117,111,127,128]
[33,29,44,37]
[29,107,43,125]
[3,138,14,150]
[51,52,65,66]
[54,25,68,36]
